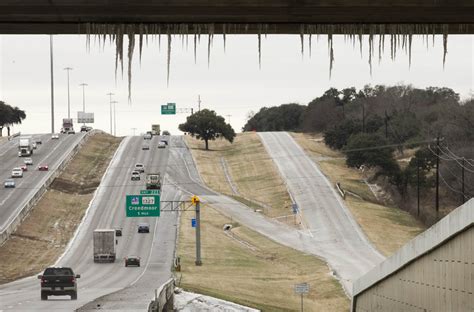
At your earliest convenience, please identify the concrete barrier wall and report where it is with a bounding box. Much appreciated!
[0,132,92,245]
[352,199,474,311]
[148,278,174,312]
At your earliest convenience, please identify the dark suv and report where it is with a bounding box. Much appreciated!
[38,267,80,300]
[137,223,150,233]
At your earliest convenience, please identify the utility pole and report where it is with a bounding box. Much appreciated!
[461,158,465,204]
[50,35,55,134]
[79,83,88,125]
[435,136,440,219]
[226,114,231,124]
[107,92,114,135]
[384,110,389,138]
[198,95,201,112]
[111,100,118,136]
[417,159,420,217]
[131,127,137,136]
[64,67,73,119]
[195,200,202,266]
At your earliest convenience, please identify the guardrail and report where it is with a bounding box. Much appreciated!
[148,278,175,312]
[0,132,93,246]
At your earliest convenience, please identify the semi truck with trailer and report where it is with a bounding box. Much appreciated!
[146,173,161,190]
[61,118,75,134]
[93,229,116,263]
[18,136,33,157]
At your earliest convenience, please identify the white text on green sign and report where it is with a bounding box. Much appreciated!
[126,195,160,217]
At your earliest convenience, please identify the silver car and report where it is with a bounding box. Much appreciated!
[11,167,23,178]
[24,158,33,165]
[4,179,15,188]
[134,163,145,173]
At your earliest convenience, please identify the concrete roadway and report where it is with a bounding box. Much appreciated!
[0,135,179,311]
[0,133,86,233]
[258,132,385,293]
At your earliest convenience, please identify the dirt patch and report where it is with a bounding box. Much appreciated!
[0,132,121,284]
[290,132,426,257]
[176,203,349,311]
[185,133,292,219]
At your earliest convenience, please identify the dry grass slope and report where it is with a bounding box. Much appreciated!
[291,132,426,256]
[185,133,292,218]
[177,203,349,311]
[0,132,121,284]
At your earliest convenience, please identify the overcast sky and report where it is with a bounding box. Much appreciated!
[0,34,472,136]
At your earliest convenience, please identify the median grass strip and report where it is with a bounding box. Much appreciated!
[185,133,292,218]
[0,132,121,284]
[177,203,349,311]
[291,132,425,256]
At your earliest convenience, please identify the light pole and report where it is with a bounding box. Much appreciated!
[107,92,114,135]
[79,83,88,125]
[64,67,73,119]
[131,128,137,136]
[111,100,118,136]
[50,35,55,134]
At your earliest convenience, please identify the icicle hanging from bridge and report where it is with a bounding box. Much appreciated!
[83,22,460,100]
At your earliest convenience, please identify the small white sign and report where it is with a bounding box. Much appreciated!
[294,283,310,294]
[142,196,155,205]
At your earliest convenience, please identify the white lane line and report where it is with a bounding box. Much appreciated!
[130,216,159,286]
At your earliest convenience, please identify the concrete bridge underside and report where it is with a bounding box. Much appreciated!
[0,0,473,34]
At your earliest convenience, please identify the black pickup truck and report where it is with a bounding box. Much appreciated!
[38,267,80,300]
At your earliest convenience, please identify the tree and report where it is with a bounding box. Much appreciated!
[0,101,26,137]
[243,104,305,132]
[179,109,236,150]
[324,119,361,150]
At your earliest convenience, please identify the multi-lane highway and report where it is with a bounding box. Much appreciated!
[0,135,182,311]
[0,133,86,233]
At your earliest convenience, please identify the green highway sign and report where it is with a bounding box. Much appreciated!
[140,190,160,195]
[126,195,160,217]
[161,103,176,115]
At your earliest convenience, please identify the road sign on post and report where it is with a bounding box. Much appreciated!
[125,195,160,217]
[294,283,310,312]
[161,103,176,115]
[191,218,196,228]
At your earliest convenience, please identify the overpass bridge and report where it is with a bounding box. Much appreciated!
[0,0,473,34]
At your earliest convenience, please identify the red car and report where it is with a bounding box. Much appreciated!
[38,164,49,171]
[20,165,28,172]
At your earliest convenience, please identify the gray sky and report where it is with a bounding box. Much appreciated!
[0,34,473,136]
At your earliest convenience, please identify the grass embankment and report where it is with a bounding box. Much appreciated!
[0,132,121,284]
[291,132,426,257]
[177,204,349,311]
[185,133,292,219]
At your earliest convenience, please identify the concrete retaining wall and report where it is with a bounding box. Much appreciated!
[148,278,175,312]
[352,199,474,311]
[0,132,92,246]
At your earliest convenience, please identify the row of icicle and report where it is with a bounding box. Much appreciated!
[83,23,467,102]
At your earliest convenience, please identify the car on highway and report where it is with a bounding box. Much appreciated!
[4,179,15,188]
[143,133,152,140]
[115,228,122,237]
[11,167,23,178]
[124,255,140,267]
[32,142,37,149]
[158,141,166,149]
[24,157,33,165]
[137,223,150,233]
[142,144,150,150]
[51,133,60,139]
[38,164,49,171]
[134,163,145,173]
[80,125,92,132]
[162,130,170,136]
[35,138,42,145]
[160,139,168,145]
[20,164,28,172]
[131,170,141,181]
[38,267,80,300]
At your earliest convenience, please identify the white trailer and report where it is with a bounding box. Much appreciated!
[93,229,116,263]
[18,136,33,157]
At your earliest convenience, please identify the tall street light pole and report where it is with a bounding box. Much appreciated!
[111,100,118,136]
[79,83,88,125]
[107,92,114,135]
[50,35,55,134]
[64,67,73,119]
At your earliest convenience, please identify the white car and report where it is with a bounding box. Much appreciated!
[143,133,152,140]
[134,163,145,173]
[142,144,150,150]
[4,179,15,188]
[32,142,37,149]
[131,171,141,181]
[158,141,166,149]
[51,133,59,139]
[11,167,23,178]
[24,158,33,165]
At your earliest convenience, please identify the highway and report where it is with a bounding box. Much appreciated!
[0,135,182,311]
[258,132,385,293]
[0,133,86,233]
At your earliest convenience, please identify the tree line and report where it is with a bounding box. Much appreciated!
[243,85,474,220]
[0,101,26,137]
